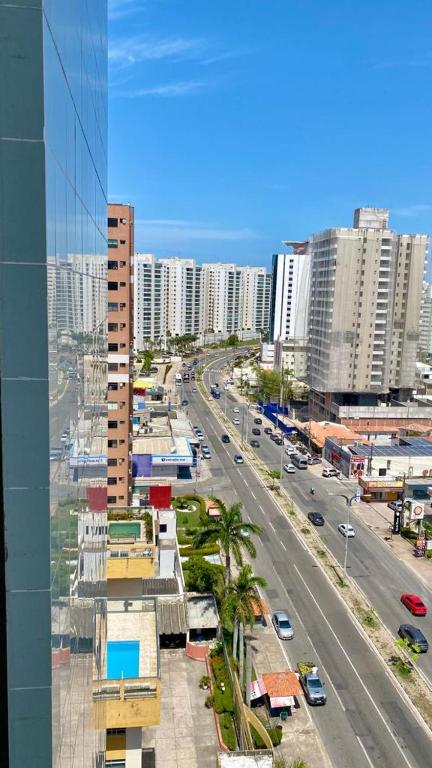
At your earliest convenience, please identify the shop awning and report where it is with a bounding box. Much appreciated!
[249,678,267,701]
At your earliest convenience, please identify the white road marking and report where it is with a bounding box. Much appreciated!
[292,564,416,768]
[280,541,287,551]
[251,491,257,500]
[268,521,276,532]
[356,736,375,768]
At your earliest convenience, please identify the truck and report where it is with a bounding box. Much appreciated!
[297,661,327,705]
[175,372,182,386]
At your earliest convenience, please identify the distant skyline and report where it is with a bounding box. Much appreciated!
[109,0,432,267]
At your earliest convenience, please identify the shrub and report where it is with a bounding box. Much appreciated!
[400,527,418,540]
[219,713,236,750]
[177,533,193,546]
[205,694,214,708]
[199,674,210,689]
[209,641,223,658]
[180,544,220,557]
[251,725,282,748]
[213,687,234,714]
[144,511,153,542]
[300,527,311,535]
[162,363,172,383]
[183,556,224,595]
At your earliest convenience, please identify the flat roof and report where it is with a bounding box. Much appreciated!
[187,594,219,629]
[349,437,432,458]
[218,755,273,768]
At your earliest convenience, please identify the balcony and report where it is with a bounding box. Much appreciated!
[93,677,160,728]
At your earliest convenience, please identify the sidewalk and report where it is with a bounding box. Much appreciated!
[248,621,332,768]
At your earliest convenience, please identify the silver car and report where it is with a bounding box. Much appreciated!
[272,611,294,640]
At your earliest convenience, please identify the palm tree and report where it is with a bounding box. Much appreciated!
[221,565,267,696]
[193,500,261,586]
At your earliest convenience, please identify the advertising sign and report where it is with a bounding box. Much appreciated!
[392,509,401,535]
[152,454,192,466]
[404,498,425,521]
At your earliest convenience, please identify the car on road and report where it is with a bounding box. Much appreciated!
[181,399,189,406]
[254,418,262,425]
[264,427,273,435]
[272,611,294,640]
[283,463,296,474]
[193,425,200,433]
[233,407,240,413]
[338,523,355,538]
[388,500,403,512]
[234,454,244,464]
[192,387,197,392]
[308,511,325,526]
[252,427,261,435]
[400,593,428,616]
[322,467,339,478]
[308,456,321,465]
[250,439,260,448]
[398,624,429,652]
[233,418,240,425]
[221,434,230,443]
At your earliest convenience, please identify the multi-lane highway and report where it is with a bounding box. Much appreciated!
[177,352,432,768]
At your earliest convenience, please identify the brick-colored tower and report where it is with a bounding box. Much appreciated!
[107,204,134,507]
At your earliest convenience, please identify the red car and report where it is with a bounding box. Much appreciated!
[400,593,428,616]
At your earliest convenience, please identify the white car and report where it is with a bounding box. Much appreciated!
[283,463,296,474]
[233,418,240,425]
[233,407,240,413]
[338,523,355,538]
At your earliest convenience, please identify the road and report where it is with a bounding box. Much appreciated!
[177,355,432,768]
[204,356,432,688]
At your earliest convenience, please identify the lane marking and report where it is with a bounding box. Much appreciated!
[292,564,415,768]
[280,541,287,551]
[356,736,375,768]
[268,520,276,533]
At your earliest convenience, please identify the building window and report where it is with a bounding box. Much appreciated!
[108,440,118,448]
[107,477,117,486]
[108,421,118,429]
[108,217,118,228]
[159,523,167,533]
[108,281,118,290]
[108,343,119,352]
[120,239,126,245]
[107,496,117,505]
[108,239,118,248]
[108,458,118,467]
[108,260,118,270]
[108,303,119,312]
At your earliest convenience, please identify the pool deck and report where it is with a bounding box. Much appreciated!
[106,610,158,679]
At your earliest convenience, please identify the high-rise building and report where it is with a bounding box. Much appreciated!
[240,266,272,336]
[159,258,204,338]
[202,262,242,336]
[0,2,108,767]
[107,204,134,507]
[134,254,165,349]
[269,243,311,378]
[308,208,428,421]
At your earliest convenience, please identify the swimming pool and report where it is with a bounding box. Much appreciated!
[107,640,140,680]
[108,522,141,539]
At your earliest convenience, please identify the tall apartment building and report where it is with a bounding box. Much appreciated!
[269,243,311,378]
[134,253,164,349]
[308,208,428,421]
[159,258,204,338]
[240,266,272,335]
[202,262,242,336]
[107,205,134,507]
[0,2,107,766]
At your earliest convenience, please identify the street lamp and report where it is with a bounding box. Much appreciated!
[328,489,361,579]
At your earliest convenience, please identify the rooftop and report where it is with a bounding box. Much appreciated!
[348,437,432,458]
[187,594,219,629]
[295,419,359,448]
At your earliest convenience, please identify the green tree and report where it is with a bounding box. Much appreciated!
[254,366,294,404]
[227,333,239,347]
[183,555,224,596]
[141,349,154,373]
[193,500,261,586]
[268,469,281,489]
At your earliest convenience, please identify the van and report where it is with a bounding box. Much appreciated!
[291,454,308,469]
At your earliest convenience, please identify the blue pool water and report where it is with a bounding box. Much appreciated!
[107,640,140,680]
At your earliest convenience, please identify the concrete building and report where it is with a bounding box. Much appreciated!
[0,2,108,765]
[240,266,272,336]
[134,253,164,350]
[419,282,432,357]
[308,208,428,423]
[108,204,134,507]
[202,262,242,337]
[269,243,311,379]
[159,257,204,338]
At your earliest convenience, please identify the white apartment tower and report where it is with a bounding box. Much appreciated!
[159,257,203,338]
[134,253,164,349]
[269,243,311,378]
[308,208,428,420]
[202,263,242,336]
[240,266,272,336]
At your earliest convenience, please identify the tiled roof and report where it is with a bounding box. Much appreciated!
[261,671,303,697]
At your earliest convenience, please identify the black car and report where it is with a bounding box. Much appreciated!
[270,433,278,441]
[181,399,189,406]
[274,437,283,446]
[398,624,429,652]
[264,427,273,435]
[250,439,260,448]
[308,511,325,526]
[254,418,262,425]
[252,427,261,436]
[221,434,230,443]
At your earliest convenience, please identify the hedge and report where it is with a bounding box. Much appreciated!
[210,655,234,714]
[219,713,236,750]
[179,544,220,557]
[401,527,419,541]
[176,493,207,516]
[251,724,282,748]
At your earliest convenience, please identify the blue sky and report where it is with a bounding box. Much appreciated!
[108,0,432,267]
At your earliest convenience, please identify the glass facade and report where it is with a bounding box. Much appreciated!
[0,1,107,766]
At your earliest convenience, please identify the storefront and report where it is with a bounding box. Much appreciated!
[324,438,366,478]
[358,477,404,503]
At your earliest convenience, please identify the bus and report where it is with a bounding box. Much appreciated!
[175,372,182,386]
[291,454,308,469]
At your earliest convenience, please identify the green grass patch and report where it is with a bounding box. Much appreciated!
[219,713,236,750]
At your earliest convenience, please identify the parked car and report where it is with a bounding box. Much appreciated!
[272,611,294,640]
[308,456,321,465]
[283,463,296,474]
[322,467,339,478]
[398,624,429,652]
[274,437,283,446]
[201,445,211,459]
[221,434,230,443]
[388,500,403,512]
[250,439,260,448]
[252,427,261,435]
[254,418,262,425]
[233,418,240,425]
[264,427,273,435]
[400,593,428,616]
[234,454,244,464]
[308,511,325,526]
[233,407,240,413]
[193,425,200,433]
[270,433,278,441]
[338,523,355,538]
